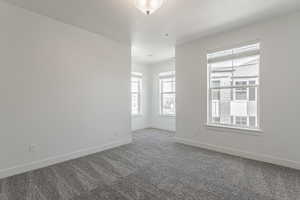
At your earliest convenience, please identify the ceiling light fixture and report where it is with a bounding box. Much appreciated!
[134,0,165,15]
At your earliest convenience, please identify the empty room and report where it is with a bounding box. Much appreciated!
[0,0,300,199]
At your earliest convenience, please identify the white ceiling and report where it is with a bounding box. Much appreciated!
[3,0,300,64]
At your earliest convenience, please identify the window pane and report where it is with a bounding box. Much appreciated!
[211,89,220,100]
[160,72,176,116]
[131,81,139,93]
[211,81,220,100]
[235,81,247,100]
[162,93,175,115]
[211,88,235,125]
[161,78,175,93]
[209,87,259,128]
[249,81,256,101]
[131,76,142,115]
[249,116,256,127]
[236,116,247,126]
[209,55,259,86]
[163,81,175,93]
[213,117,220,123]
[132,93,139,115]
[211,101,219,117]
[208,43,260,129]
[211,80,221,88]
[233,56,259,77]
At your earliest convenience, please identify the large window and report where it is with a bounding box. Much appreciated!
[207,43,260,130]
[131,73,142,115]
[159,71,176,116]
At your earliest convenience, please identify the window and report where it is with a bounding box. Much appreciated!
[235,81,247,100]
[159,71,176,116]
[131,73,142,115]
[249,116,256,127]
[207,43,260,130]
[249,81,256,101]
[212,80,221,100]
[236,116,247,126]
[213,117,220,123]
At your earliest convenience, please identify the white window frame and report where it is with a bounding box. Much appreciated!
[131,72,142,116]
[206,42,262,133]
[159,71,176,116]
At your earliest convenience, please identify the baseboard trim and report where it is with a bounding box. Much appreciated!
[0,137,132,179]
[174,137,300,170]
[147,127,176,133]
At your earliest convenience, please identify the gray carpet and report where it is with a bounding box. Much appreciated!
[0,128,299,200]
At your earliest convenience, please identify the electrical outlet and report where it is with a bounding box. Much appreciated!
[28,144,37,153]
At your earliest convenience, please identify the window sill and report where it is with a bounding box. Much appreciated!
[160,114,176,118]
[205,123,263,136]
[132,114,143,118]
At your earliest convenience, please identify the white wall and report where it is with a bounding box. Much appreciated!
[176,12,300,169]
[131,63,151,131]
[149,60,176,132]
[0,1,131,178]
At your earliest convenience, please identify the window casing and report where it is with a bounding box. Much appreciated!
[131,73,142,115]
[207,43,260,130]
[159,71,176,116]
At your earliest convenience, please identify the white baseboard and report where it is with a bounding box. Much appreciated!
[132,127,175,133]
[147,126,176,133]
[174,137,300,170]
[0,137,132,179]
[132,127,149,132]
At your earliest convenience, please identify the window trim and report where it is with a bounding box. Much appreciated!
[159,71,176,116]
[205,123,263,135]
[206,41,262,133]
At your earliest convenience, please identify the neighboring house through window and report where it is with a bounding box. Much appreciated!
[235,81,247,100]
[207,43,260,129]
[131,72,142,115]
[159,71,176,116]
[235,116,248,126]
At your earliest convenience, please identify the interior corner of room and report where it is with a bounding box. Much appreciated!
[131,59,176,132]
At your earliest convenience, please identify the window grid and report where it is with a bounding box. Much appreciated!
[159,72,176,116]
[131,74,142,115]
[207,43,260,130]
[236,116,248,126]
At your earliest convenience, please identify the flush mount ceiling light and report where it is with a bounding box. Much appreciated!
[134,0,165,15]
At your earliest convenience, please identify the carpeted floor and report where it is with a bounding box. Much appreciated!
[0,128,299,200]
